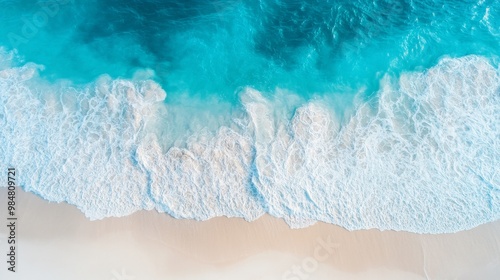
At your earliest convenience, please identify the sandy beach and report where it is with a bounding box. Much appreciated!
[1,187,499,280]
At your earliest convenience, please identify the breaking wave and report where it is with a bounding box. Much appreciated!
[1,51,499,233]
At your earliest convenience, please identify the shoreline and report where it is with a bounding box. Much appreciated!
[1,188,499,279]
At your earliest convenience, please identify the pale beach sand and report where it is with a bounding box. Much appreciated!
[1,188,499,280]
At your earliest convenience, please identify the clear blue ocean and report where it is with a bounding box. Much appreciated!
[0,0,499,233]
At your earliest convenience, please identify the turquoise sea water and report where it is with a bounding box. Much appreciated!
[2,1,498,99]
[0,0,499,232]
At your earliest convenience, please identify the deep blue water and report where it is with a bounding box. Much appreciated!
[1,0,498,102]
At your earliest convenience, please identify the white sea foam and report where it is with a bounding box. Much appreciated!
[1,52,499,233]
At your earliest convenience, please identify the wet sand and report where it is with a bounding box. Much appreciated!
[1,188,499,280]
